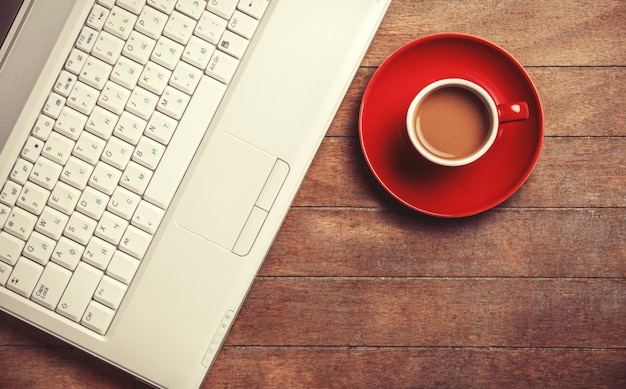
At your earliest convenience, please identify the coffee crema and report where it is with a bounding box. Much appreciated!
[414,86,490,160]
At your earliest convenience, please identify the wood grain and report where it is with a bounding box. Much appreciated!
[226,278,626,348]
[263,209,626,278]
[364,0,626,67]
[208,348,626,388]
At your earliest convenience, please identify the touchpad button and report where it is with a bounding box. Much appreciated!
[177,132,276,251]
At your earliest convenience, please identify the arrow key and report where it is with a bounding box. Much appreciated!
[131,200,164,234]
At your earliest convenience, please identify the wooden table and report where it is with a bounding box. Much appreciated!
[2,0,625,387]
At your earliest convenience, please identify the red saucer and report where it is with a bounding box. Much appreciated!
[359,34,543,217]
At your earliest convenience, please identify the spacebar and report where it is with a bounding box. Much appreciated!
[145,76,226,209]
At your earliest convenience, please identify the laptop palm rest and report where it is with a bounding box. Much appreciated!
[177,132,288,256]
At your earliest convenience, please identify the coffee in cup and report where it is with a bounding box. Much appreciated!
[406,78,528,166]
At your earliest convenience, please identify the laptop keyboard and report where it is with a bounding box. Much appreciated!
[0,0,269,335]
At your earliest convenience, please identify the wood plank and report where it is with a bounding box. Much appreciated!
[208,348,626,388]
[263,209,626,278]
[329,68,626,138]
[0,310,66,346]
[226,278,626,348]
[293,137,626,208]
[363,0,626,67]
[1,347,624,388]
[0,348,141,388]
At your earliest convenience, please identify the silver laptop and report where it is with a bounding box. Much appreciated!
[0,0,390,387]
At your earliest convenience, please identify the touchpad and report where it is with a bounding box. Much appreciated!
[177,132,288,255]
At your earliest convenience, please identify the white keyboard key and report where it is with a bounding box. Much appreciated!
[111,56,142,88]
[104,6,138,40]
[98,0,116,9]
[120,161,153,195]
[182,36,215,70]
[157,85,190,119]
[43,92,66,119]
[0,262,12,286]
[98,80,132,115]
[106,250,139,284]
[123,30,156,64]
[151,36,183,70]
[17,181,50,216]
[83,236,115,270]
[11,159,34,185]
[228,10,258,39]
[86,106,118,139]
[6,257,43,298]
[36,206,69,240]
[76,26,98,52]
[138,61,172,94]
[31,261,72,310]
[119,225,152,259]
[94,275,127,309]
[195,11,227,45]
[23,231,55,265]
[116,0,146,14]
[73,131,106,165]
[217,30,248,59]
[0,231,25,266]
[164,11,196,44]
[145,76,225,208]
[101,136,134,170]
[114,111,146,145]
[144,111,177,145]
[170,60,202,93]
[54,107,87,140]
[0,203,10,229]
[65,49,88,75]
[107,186,140,219]
[126,86,159,120]
[208,0,238,19]
[237,0,269,20]
[79,56,112,90]
[53,70,78,97]
[76,186,109,220]
[4,207,37,240]
[147,0,176,14]
[92,30,125,65]
[131,200,164,234]
[136,7,168,39]
[95,211,129,245]
[132,136,165,169]
[176,0,207,19]
[89,161,122,195]
[30,157,62,190]
[67,81,99,115]
[48,182,81,215]
[51,236,84,271]
[20,137,44,163]
[81,300,115,335]
[87,4,110,30]
[1,181,21,207]
[32,114,55,140]
[60,156,94,190]
[57,261,102,322]
[41,133,74,166]
[63,211,97,245]
[206,49,238,83]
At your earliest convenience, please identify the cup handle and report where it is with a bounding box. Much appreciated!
[497,102,529,123]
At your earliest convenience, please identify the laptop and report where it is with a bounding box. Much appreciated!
[0,0,391,387]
